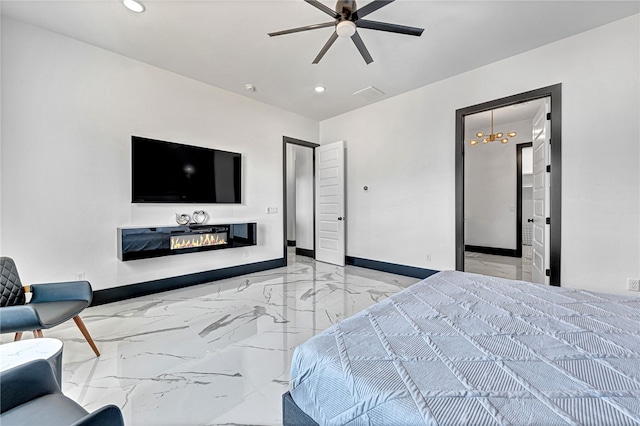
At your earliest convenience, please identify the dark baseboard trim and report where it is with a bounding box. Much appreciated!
[92,258,286,306]
[295,248,315,258]
[346,256,438,280]
[465,245,519,258]
[287,240,296,247]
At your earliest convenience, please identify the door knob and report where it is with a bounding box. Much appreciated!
[338,217,344,221]
[527,218,534,223]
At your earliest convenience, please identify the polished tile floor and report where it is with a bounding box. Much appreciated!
[464,246,533,281]
[3,251,419,425]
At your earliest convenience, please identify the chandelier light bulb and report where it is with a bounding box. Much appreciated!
[496,132,503,138]
[507,132,517,137]
[470,140,478,146]
[483,138,489,144]
[476,132,484,138]
[501,138,509,144]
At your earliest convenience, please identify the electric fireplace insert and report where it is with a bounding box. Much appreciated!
[117,223,256,261]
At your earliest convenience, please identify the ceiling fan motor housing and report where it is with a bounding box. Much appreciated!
[336,0,357,18]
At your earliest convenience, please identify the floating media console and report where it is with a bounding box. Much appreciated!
[118,223,256,261]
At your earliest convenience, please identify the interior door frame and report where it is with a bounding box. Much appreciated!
[455,84,562,286]
[282,136,320,265]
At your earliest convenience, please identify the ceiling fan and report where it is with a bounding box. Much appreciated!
[268,0,424,65]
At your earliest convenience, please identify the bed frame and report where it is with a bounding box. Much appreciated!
[282,392,318,426]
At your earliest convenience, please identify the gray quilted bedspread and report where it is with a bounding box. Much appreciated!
[289,271,640,425]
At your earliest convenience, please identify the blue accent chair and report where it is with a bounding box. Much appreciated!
[0,359,124,425]
[0,257,100,356]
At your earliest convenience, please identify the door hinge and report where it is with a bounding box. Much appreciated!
[546,165,551,173]
[546,112,551,121]
[545,269,551,277]
[546,217,551,225]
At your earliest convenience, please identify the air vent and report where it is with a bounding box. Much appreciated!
[353,86,385,102]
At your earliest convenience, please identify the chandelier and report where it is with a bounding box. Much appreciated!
[469,110,517,146]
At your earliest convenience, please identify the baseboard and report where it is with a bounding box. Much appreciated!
[295,248,315,258]
[92,258,286,306]
[465,245,519,258]
[287,240,296,247]
[345,256,438,279]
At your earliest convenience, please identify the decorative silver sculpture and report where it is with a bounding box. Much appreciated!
[175,213,191,225]
[192,210,208,224]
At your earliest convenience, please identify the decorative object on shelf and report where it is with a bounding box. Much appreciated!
[469,110,517,146]
[192,210,208,224]
[175,213,191,225]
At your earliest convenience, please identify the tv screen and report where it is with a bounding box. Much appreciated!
[131,136,241,203]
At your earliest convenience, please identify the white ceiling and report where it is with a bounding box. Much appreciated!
[2,1,638,121]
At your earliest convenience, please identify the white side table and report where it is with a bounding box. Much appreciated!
[0,338,64,386]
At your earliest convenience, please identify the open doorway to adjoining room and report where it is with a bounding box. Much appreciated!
[455,84,562,286]
[282,137,319,264]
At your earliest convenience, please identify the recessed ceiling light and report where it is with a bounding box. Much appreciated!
[245,84,256,92]
[123,0,145,13]
[314,86,326,93]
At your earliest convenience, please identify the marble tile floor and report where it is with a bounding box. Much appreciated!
[464,246,533,282]
[1,251,419,426]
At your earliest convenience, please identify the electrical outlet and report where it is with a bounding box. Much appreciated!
[266,207,278,214]
[75,272,85,281]
[628,278,640,292]
[426,254,431,262]
[243,249,249,258]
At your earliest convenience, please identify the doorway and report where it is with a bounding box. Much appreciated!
[282,136,319,264]
[455,84,562,286]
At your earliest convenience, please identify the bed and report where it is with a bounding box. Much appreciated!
[283,270,640,425]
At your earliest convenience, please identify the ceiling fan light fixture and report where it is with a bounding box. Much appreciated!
[123,0,145,13]
[336,21,357,38]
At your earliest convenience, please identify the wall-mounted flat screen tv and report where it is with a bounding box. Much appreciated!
[131,136,242,203]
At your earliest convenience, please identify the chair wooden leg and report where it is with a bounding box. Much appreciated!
[14,332,23,341]
[73,316,100,357]
[32,330,43,338]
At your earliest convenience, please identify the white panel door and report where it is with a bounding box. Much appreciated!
[532,99,551,285]
[315,141,345,266]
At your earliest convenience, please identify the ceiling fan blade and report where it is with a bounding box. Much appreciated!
[353,0,394,20]
[312,31,339,64]
[356,19,424,36]
[304,0,341,19]
[268,21,335,37]
[351,32,373,64]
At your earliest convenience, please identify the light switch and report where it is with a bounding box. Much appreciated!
[266,207,278,214]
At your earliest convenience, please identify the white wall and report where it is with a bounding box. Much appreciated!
[0,18,318,290]
[0,10,3,256]
[320,14,640,295]
[465,119,533,250]
[295,145,313,251]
